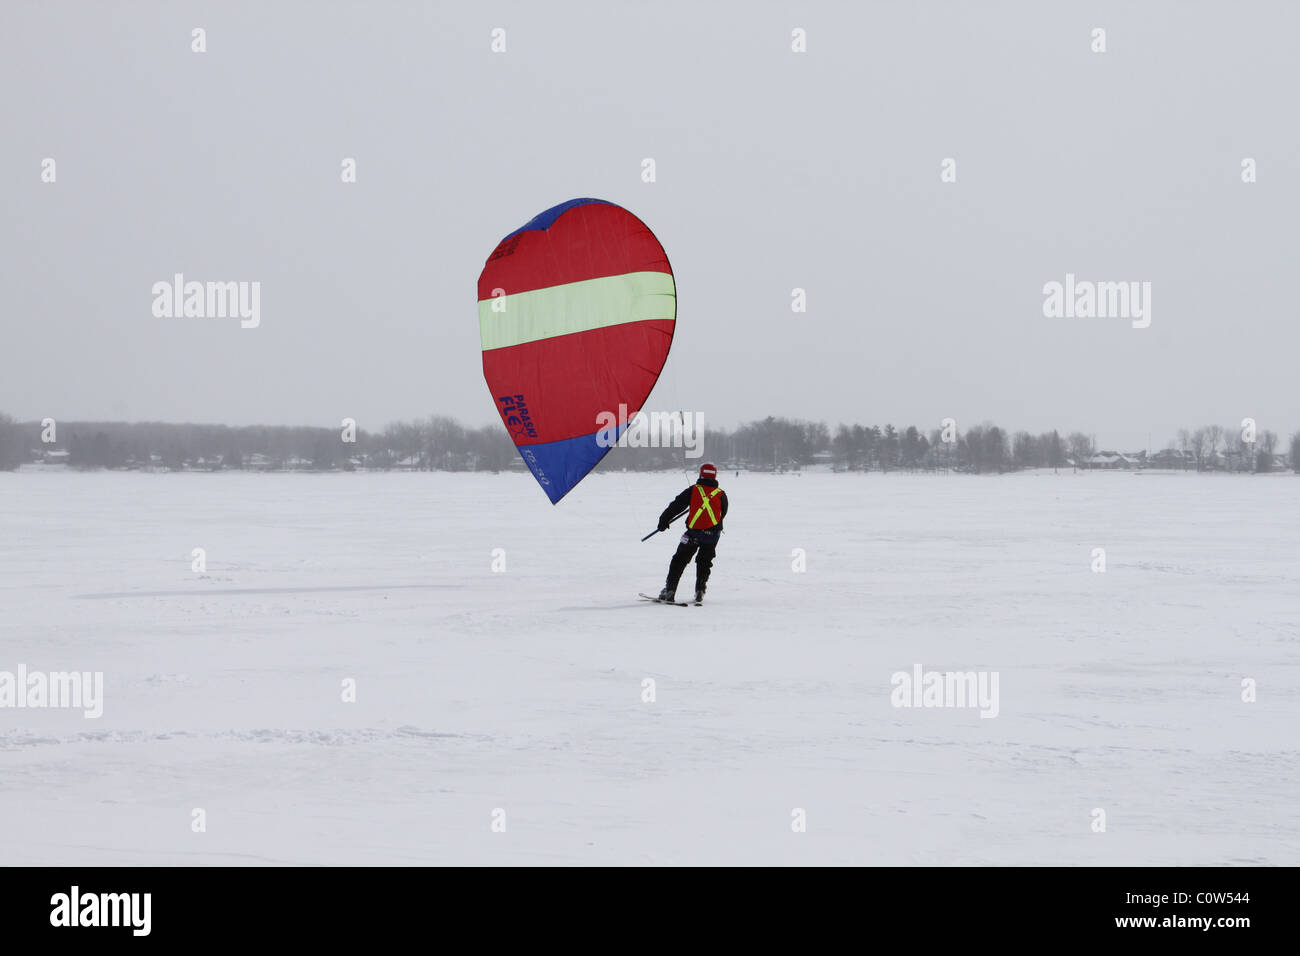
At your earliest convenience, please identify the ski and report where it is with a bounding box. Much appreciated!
[638,592,689,606]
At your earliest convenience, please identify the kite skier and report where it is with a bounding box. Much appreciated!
[656,463,728,605]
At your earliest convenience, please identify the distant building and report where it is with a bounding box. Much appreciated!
[1148,448,1196,469]
[1088,451,1141,469]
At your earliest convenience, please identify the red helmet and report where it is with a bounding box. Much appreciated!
[698,463,717,480]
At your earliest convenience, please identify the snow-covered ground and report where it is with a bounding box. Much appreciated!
[1,468,1296,865]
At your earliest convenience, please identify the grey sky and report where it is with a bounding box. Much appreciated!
[2,1,1297,451]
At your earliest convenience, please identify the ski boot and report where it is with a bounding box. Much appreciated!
[657,587,676,603]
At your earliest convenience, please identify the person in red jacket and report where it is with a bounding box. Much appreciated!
[656,463,728,604]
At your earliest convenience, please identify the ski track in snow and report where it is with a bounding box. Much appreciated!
[0,469,1297,865]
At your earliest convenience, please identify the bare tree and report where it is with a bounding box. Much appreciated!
[1256,430,1277,473]
[1012,431,1034,469]
[1190,427,1210,470]
[1067,432,1094,470]
[0,413,26,470]
[1223,426,1246,472]
[1043,430,1065,471]
[984,426,1007,473]
[1205,424,1225,469]
[963,424,985,472]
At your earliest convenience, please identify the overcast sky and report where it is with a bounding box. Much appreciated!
[2,1,1297,450]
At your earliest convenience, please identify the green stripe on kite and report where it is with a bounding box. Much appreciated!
[479,271,676,352]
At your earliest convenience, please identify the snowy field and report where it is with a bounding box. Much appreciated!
[1,468,1297,866]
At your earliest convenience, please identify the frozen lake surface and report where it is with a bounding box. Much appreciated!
[1,468,1296,865]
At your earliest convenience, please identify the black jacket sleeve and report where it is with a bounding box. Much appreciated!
[659,487,692,529]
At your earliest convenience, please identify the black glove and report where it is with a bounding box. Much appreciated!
[657,519,670,532]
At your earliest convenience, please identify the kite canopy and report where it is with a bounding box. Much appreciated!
[478,199,676,503]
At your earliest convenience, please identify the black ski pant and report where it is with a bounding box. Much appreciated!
[665,528,721,594]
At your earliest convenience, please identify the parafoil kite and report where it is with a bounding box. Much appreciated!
[478,199,676,502]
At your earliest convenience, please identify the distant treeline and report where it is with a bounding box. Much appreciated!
[0,412,1297,474]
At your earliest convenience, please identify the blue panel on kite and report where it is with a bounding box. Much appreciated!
[517,425,627,504]
[501,198,612,241]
